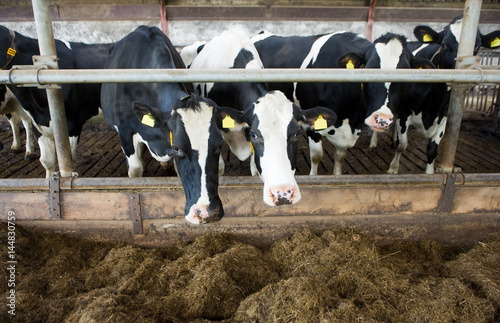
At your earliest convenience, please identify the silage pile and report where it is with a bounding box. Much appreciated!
[1,223,499,322]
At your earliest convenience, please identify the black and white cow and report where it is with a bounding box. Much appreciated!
[101,26,227,224]
[387,16,500,174]
[189,28,335,206]
[0,85,35,158]
[253,31,423,175]
[0,25,111,177]
[411,15,500,69]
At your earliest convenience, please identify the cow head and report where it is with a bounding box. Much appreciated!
[413,15,500,69]
[217,91,335,206]
[339,33,413,132]
[133,94,225,224]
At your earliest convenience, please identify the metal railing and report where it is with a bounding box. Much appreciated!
[466,48,500,123]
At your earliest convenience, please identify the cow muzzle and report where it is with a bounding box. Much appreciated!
[186,205,222,224]
[366,112,393,132]
[267,185,300,206]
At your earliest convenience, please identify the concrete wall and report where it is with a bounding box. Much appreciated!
[2,19,499,47]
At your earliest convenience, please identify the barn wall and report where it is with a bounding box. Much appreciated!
[0,2,499,47]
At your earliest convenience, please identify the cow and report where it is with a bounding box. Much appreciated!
[253,31,425,175]
[189,28,335,206]
[0,25,111,177]
[386,16,500,174]
[1,85,35,159]
[411,15,500,69]
[100,25,227,224]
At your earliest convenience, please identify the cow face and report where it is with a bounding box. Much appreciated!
[219,91,335,206]
[133,95,225,224]
[345,34,411,132]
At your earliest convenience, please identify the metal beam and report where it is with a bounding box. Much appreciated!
[31,0,74,177]
[1,68,499,86]
[440,0,483,173]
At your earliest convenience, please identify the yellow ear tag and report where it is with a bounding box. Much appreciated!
[7,48,16,57]
[222,115,235,129]
[423,34,433,42]
[491,37,500,48]
[249,141,254,154]
[314,115,328,130]
[170,131,173,146]
[346,60,354,69]
[141,113,155,127]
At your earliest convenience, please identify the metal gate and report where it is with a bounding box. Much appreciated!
[466,48,500,123]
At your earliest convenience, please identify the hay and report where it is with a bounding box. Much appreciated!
[1,224,499,322]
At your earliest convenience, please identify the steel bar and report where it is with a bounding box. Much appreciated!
[32,0,74,177]
[1,68,499,86]
[440,0,482,173]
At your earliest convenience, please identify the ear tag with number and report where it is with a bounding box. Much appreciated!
[222,115,235,129]
[314,115,328,130]
[491,37,500,48]
[346,60,354,69]
[423,34,433,42]
[249,141,254,154]
[141,113,155,127]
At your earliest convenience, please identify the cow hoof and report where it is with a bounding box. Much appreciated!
[25,153,38,161]
[10,148,23,156]
[368,146,378,154]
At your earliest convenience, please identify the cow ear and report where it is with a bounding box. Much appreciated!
[481,30,500,48]
[337,52,364,69]
[216,106,248,132]
[132,101,165,128]
[296,106,337,131]
[411,57,436,69]
[414,26,440,43]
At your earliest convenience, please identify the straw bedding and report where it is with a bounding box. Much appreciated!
[1,223,498,322]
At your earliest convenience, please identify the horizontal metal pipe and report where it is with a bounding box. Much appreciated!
[2,174,500,192]
[1,68,499,86]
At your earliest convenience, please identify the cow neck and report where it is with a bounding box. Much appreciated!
[1,30,16,70]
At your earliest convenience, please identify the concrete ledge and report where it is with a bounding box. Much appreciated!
[1,174,499,246]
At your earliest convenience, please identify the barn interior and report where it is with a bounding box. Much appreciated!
[1,2,500,321]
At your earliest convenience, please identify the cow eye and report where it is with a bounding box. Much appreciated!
[172,145,184,157]
[250,131,258,140]
[295,129,302,138]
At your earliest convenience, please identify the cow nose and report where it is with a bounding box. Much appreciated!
[186,205,222,224]
[370,113,393,132]
[269,185,297,206]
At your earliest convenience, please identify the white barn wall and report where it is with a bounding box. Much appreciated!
[2,20,499,47]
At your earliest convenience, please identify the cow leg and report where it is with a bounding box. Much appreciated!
[387,121,407,174]
[19,113,36,159]
[123,134,145,177]
[369,131,378,150]
[218,154,225,177]
[308,135,323,176]
[6,113,22,154]
[332,147,347,175]
[38,135,57,178]
[127,144,145,177]
[425,119,447,174]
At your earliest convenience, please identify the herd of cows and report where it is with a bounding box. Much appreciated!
[1,15,499,223]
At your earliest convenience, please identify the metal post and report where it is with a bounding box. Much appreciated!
[439,0,482,173]
[32,0,75,177]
